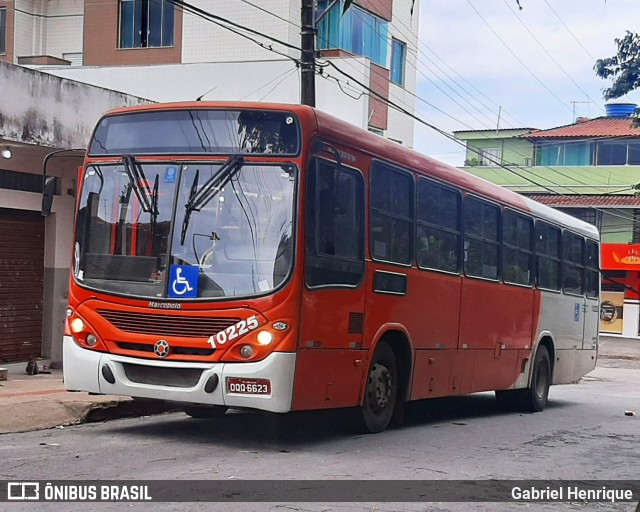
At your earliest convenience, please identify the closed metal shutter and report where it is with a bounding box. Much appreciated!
[0,208,44,362]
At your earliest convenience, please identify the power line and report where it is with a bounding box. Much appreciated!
[502,0,604,115]
[542,0,596,61]
[464,0,574,116]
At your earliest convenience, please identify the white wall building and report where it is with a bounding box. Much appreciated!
[2,0,420,146]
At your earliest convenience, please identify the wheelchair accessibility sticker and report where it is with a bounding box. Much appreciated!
[169,265,199,298]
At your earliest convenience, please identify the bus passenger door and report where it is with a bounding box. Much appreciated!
[293,156,367,411]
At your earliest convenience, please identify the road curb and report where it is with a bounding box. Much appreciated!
[85,398,179,423]
[0,398,178,435]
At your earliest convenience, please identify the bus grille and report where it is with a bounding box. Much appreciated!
[97,309,240,337]
[122,363,203,388]
[116,342,214,356]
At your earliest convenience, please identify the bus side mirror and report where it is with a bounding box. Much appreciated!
[41,176,57,217]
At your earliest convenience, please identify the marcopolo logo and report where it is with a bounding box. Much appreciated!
[8,482,39,500]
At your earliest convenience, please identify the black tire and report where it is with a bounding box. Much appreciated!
[495,345,551,412]
[359,343,397,433]
[183,405,228,419]
[522,345,551,412]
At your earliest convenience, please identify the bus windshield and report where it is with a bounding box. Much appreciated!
[74,160,296,299]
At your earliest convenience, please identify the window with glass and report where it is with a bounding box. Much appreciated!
[0,8,6,55]
[370,162,414,265]
[535,221,561,291]
[390,39,406,86]
[481,148,501,166]
[464,197,499,279]
[535,141,593,166]
[596,140,627,165]
[585,240,599,299]
[305,158,364,287]
[503,210,533,286]
[119,0,174,49]
[595,139,640,165]
[90,109,300,156]
[316,0,389,67]
[563,232,584,295]
[74,159,296,299]
[416,179,460,273]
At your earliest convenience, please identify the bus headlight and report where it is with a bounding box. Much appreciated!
[86,334,98,347]
[70,317,85,333]
[256,330,274,346]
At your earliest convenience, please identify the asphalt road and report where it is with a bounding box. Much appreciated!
[1,362,639,512]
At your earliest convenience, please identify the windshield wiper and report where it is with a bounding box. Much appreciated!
[180,168,200,245]
[122,155,154,214]
[180,155,245,245]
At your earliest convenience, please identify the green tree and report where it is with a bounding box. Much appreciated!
[594,31,640,99]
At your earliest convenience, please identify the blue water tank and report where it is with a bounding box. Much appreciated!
[605,102,637,117]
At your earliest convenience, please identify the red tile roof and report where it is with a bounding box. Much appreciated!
[528,194,640,207]
[523,117,640,139]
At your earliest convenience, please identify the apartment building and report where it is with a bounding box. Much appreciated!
[0,0,419,145]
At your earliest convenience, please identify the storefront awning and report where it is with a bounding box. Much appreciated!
[601,243,640,270]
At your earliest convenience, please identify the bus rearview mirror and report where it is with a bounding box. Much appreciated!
[41,176,57,217]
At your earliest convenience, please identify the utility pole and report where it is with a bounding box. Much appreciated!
[300,0,316,107]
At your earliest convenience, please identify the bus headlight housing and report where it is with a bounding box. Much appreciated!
[67,311,104,351]
[256,330,274,346]
[239,345,254,359]
[70,317,85,333]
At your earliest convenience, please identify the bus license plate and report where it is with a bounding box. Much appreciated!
[226,378,271,395]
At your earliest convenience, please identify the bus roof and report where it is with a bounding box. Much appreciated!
[98,101,599,240]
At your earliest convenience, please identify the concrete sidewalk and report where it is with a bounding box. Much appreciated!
[0,366,176,434]
[1,336,638,435]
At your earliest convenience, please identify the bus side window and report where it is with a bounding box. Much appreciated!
[535,221,561,291]
[563,231,585,295]
[585,240,600,298]
[463,196,499,280]
[416,179,461,273]
[305,158,364,288]
[502,210,533,286]
[370,162,414,265]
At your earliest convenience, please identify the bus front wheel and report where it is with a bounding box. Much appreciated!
[359,342,397,433]
[183,405,228,419]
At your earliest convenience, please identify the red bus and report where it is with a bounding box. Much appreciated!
[47,102,600,433]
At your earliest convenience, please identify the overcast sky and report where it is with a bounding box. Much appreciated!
[414,0,640,165]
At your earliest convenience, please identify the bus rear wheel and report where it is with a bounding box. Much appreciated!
[183,405,228,419]
[359,342,397,433]
[495,345,551,412]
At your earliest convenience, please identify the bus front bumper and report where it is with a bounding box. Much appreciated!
[63,336,296,413]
